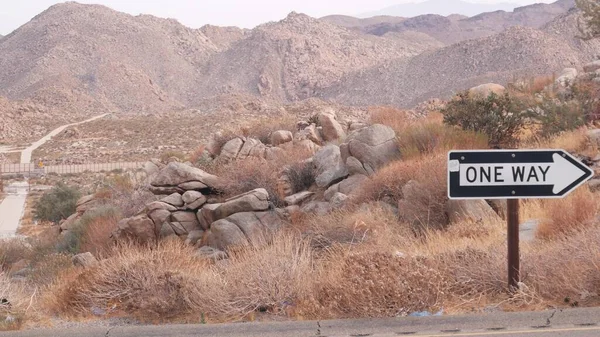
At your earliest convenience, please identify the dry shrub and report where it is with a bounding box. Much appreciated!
[397,122,488,159]
[533,127,594,155]
[0,274,29,331]
[354,154,447,230]
[297,203,412,253]
[46,239,211,321]
[214,234,313,318]
[369,107,411,134]
[536,186,600,239]
[524,226,600,305]
[46,235,313,322]
[0,239,31,271]
[159,150,187,163]
[240,116,297,145]
[285,160,316,195]
[211,146,314,206]
[26,253,73,288]
[79,207,121,257]
[306,250,445,318]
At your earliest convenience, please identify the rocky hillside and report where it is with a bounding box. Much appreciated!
[0,2,221,115]
[0,0,596,137]
[320,25,585,107]
[323,0,575,45]
[194,12,439,102]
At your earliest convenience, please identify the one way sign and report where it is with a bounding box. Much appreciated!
[448,149,594,199]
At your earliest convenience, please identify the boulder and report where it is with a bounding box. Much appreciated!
[182,191,204,204]
[147,201,177,213]
[149,186,184,195]
[196,246,227,261]
[207,218,249,251]
[330,193,348,208]
[468,83,506,98]
[584,60,600,73]
[148,209,171,231]
[313,145,348,188]
[151,162,220,190]
[60,213,80,232]
[171,211,201,232]
[113,214,156,244]
[446,199,500,224]
[588,129,600,147]
[197,203,222,230]
[318,110,346,142]
[487,199,507,220]
[160,193,184,207]
[220,137,244,161]
[295,139,320,153]
[238,138,266,160]
[555,68,578,87]
[271,130,293,146]
[159,222,177,238]
[213,188,270,221]
[143,161,161,176]
[346,156,369,176]
[284,191,314,206]
[301,201,332,216]
[205,210,286,250]
[72,252,98,268]
[341,124,399,175]
[185,230,205,246]
[75,195,98,214]
[588,179,600,192]
[178,181,209,191]
[324,174,368,201]
[295,124,323,145]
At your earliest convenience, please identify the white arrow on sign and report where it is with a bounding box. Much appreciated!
[452,153,588,194]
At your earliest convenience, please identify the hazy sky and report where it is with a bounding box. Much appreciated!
[0,0,556,35]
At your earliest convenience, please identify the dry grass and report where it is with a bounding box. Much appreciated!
[536,186,600,239]
[45,235,313,322]
[79,208,121,257]
[209,145,314,206]
[0,273,30,331]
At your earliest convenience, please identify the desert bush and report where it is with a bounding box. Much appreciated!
[306,250,445,318]
[369,107,411,134]
[442,91,530,148]
[0,239,31,271]
[0,274,28,331]
[572,79,600,124]
[354,154,447,231]
[536,186,600,239]
[285,161,316,194]
[211,146,314,207]
[33,183,80,224]
[397,121,488,158]
[47,235,313,322]
[56,206,121,255]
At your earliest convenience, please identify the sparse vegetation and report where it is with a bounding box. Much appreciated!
[33,183,81,224]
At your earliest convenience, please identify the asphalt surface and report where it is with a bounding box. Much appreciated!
[5,307,600,337]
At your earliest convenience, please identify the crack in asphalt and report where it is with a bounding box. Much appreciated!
[316,320,321,336]
[105,326,116,337]
[545,309,558,326]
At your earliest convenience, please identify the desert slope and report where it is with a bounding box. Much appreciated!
[320,26,582,107]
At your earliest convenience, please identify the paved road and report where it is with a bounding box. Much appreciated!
[5,307,600,337]
[0,181,29,238]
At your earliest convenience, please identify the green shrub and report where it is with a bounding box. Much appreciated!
[442,91,530,148]
[534,98,585,138]
[33,183,80,224]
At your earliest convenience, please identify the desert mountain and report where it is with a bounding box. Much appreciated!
[323,0,575,45]
[194,12,441,102]
[0,0,595,128]
[320,23,589,107]
[360,0,520,18]
[0,2,223,116]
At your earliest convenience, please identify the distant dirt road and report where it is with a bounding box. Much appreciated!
[0,113,110,237]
